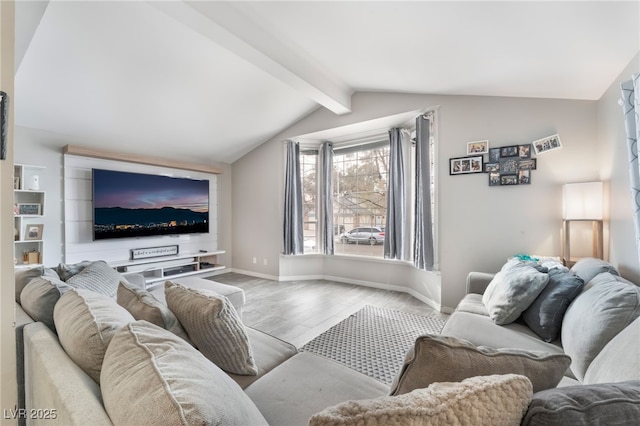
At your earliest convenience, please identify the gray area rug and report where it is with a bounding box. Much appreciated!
[301,305,447,385]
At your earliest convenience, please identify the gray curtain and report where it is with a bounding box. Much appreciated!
[414,114,435,270]
[283,140,304,255]
[621,74,640,263]
[318,141,334,254]
[384,128,405,260]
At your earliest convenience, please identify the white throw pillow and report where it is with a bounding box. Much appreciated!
[310,374,533,426]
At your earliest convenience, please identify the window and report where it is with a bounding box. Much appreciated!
[333,143,389,257]
[300,152,318,253]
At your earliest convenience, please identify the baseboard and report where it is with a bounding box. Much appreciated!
[230,268,280,281]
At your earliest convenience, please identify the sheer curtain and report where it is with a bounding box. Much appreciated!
[621,74,640,262]
[283,140,304,255]
[413,113,435,270]
[384,128,405,260]
[318,141,334,254]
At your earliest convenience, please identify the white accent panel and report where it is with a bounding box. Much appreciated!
[63,154,219,264]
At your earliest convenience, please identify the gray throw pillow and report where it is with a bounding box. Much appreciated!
[522,269,584,342]
[312,374,532,426]
[101,321,268,426]
[15,266,60,302]
[165,281,258,375]
[20,276,72,331]
[65,261,123,298]
[53,289,134,383]
[482,263,549,325]
[117,281,190,342]
[522,381,640,426]
[55,260,93,281]
[570,257,619,285]
[561,272,640,381]
[390,334,571,396]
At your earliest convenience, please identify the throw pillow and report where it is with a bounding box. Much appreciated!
[561,272,640,381]
[15,266,59,302]
[165,281,258,375]
[53,289,134,383]
[20,275,72,331]
[65,261,123,298]
[310,374,532,426]
[522,269,584,342]
[390,334,570,396]
[522,381,640,426]
[116,281,190,342]
[482,263,549,325]
[101,320,268,426]
[570,257,619,285]
[55,260,93,281]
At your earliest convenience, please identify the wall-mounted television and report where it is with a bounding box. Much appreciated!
[92,168,209,240]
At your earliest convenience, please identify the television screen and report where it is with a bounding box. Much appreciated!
[92,168,209,240]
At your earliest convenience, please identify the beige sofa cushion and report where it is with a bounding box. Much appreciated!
[15,266,59,302]
[101,320,267,426]
[20,275,71,331]
[165,281,258,375]
[116,281,189,341]
[310,374,532,426]
[390,334,570,395]
[584,317,640,384]
[53,289,134,383]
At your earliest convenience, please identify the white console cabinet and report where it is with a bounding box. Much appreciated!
[110,250,225,289]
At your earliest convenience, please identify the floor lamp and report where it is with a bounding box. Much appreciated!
[562,182,604,267]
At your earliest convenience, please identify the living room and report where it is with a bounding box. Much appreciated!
[2,1,640,424]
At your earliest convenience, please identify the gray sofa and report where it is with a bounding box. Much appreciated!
[15,257,640,425]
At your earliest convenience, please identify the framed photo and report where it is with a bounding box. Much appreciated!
[532,134,562,155]
[489,172,501,186]
[518,159,537,170]
[450,155,484,175]
[519,144,532,159]
[501,175,518,185]
[17,203,41,215]
[500,145,519,157]
[489,148,500,162]
[467,140,489,155]
[24,224,43,240]
[484,163,499,173]
[518,169,531,184]
[13,176,20,189]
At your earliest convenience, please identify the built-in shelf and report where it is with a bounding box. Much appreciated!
[14,164,46,268]
[110,250,226,289]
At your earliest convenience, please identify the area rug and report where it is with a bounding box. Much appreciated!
[300,305,447,385]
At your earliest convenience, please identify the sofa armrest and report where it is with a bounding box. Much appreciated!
[466,272,496,295]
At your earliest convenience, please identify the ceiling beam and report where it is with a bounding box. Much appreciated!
[149,0,352,115]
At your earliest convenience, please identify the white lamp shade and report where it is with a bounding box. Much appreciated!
[563,182,603,220]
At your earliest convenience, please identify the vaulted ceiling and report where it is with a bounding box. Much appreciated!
[14,1,639,164]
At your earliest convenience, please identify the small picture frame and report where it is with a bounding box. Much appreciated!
[489,148,501,162]
[500,145,519,157]
[501,175,518,185]
[467,140,489,155]
[489,172,501,186]
[17,203,41,215]
[519,144,532,159]
[450,155,484,175]
[484,163,499,173]
[518,159,537,170]
[532,134,562,155]
[518,169,531,184]
[24,224,43,240]
[13,176,20,189]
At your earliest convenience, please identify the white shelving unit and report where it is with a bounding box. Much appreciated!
[110,250,225,289]
[14,164,46,268]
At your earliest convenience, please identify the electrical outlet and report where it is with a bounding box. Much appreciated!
[263,258,267,266]
[252,257,257,264]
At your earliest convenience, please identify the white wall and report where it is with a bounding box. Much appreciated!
[232,92,600,311]
[13,126,233,268]
[598,53,640,282]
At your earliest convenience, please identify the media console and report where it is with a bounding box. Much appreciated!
[110,250,225,290]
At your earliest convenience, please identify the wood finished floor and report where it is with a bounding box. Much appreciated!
[208,272,449,348]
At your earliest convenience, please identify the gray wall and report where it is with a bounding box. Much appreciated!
[232,91,602,311]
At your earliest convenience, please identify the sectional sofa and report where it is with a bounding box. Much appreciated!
[14,257,640,425]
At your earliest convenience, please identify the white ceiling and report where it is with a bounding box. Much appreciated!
[14,1,640,164]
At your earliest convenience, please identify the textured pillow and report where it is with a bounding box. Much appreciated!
[482,263,549,325]
[101,321,268,426]
[522,381,640,426]
[310,374,532,426]
[65,261,123,298]
[390,334,570,395]
[53,289,134,383]
[561,272,640,381]
[570,257,619,284]
[55,260,93,281]
[583,317,640,384]
[522,269,584,342]
[15,266,60,302]
[20,276,72,331]
[165,281,258,375]
[117,281,190,342]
